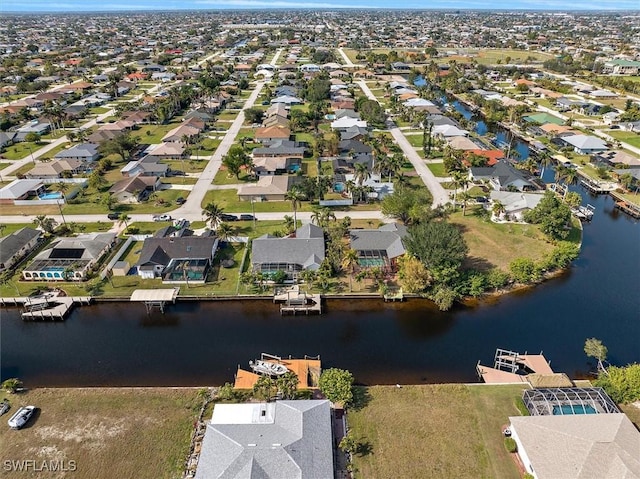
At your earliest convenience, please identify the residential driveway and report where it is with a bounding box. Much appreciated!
[356,80,450,208]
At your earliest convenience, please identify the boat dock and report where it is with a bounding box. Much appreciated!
[2,293,93,320]
[130,288,179,313]
[476,348,556,384]
[571,204,595,221]
[383,287,404,302]
[611,192,640,219]
[234,353,322,390]
[274,286,322,315]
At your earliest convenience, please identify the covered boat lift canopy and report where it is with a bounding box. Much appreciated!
[130,288,179,313]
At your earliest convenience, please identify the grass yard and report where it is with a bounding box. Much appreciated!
[607,130,640,149]
[0,223,34,236]
[348,384,524,479]
[405,133,424,148]
[64,188,185,215]
[164,159,206,173]
[2,141,55,161]
[449,209,557,271]
[216,111,239,121]
[132,123,181,144]
[0,388,202,479]
[213,167,256,185]
[427,162,447,177]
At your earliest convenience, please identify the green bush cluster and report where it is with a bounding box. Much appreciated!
[504,437,517,453]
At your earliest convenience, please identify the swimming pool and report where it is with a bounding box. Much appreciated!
[39,192,63,200]
[334,183,345,193]
[552,404,597,415]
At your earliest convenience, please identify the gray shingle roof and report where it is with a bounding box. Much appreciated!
[510,414,640,479]
[0,227,40,266]
[252,225,325,269]
[195,400,334,479]
[138,236,217,268]
[349,224,407,259]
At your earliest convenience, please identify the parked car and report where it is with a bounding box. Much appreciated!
[7,405,36,430]
[220,214,238,222]
[240,214,256,221]
[107,213,120,220]
[153,214,172,222]
[175,196,186,205]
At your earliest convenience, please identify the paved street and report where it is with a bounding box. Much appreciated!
[356,80,450,207]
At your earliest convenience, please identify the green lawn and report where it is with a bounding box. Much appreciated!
[0,388,202,479]
[213,168,256,185]
[2,141,49,161]
[164,159,206,173]
[427,162,447,177]
[216,111,239,121]
[608,130,640,149]
[133,123,181,144]
[405,134,424,148]
[0,223,33,236]
[449,209,558,271]
[64,188,185,215]
[348,384,524,479]
[201,189,314,214]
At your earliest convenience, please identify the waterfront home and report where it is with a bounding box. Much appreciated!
[349,223,407,272]
[0,227,41,272]
[0,179,45,205]
[238,175,300,202]
[592,150,640,169]
[26,159,87,179]
[53,143,100,162]
[447,136,481,151]
[136,233,218,283]
[469,161,538,192]
[108,175,160,203]
[22,232,116,281]
[489,191,544,221]
[251,223,325,280]
[194,400,334,479]
[561,135,608,155]
[509,413,640,479]
[340,125,369,141]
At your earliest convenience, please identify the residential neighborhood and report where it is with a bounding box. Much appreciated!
[0,8,639,479]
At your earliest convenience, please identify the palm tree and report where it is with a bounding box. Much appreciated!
[202,202,224,229]
[311,207,336,229]
[285,187,305,228]
[341,248,360,292]
[283,215,295,234]
[492,200,506,220]
[216,222,235,243]
[118,214,131,232]
[56,182,69,226]
[33,215,56,234]
[538,152,553,179]
[354,162,370,186]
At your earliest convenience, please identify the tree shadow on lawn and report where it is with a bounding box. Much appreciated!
[350,386,372,412]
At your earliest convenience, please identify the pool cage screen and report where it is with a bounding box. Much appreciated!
[522,387,620,416]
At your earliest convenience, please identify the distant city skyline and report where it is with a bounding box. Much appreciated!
[2,0,639,13]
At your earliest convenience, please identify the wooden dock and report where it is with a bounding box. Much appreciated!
[280,294,322,315]
[6,294,93,320]
[614,200,640,218]
[383,288,404,302]
[477,348,555,384]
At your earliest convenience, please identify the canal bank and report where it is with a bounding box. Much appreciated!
[1,184,638,389]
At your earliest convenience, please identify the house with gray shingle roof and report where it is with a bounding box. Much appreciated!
[22,232,116,281]
[509,413,640,479]
[349,223,407,272]
[54,143,100,162]
[251,224,325,280]
[0,227,41,272]
[195,400,334,479]
[136,233,218,283]
[469,161,539,192]
[561,134,608,155]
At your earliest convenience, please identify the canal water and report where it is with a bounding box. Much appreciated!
[2,187,638,387]
[1,80,638,388]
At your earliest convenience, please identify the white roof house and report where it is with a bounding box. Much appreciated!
[509,414,640,479]
[331,117,367,130]
[562,135,608,154]
[195,400,334,479]
[0,179,45,201]
[490,191,544,220]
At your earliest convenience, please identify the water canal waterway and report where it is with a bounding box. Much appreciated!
[1,188,638,387]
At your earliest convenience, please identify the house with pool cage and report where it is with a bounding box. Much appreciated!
[22,232,116,281]
[348,223,408,272]
[508,388,640,478]
[136,230,218,283]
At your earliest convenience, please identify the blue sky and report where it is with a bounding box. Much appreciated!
[2,0,638,11]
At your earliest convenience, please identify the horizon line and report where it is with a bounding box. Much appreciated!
[2,7,639,13]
